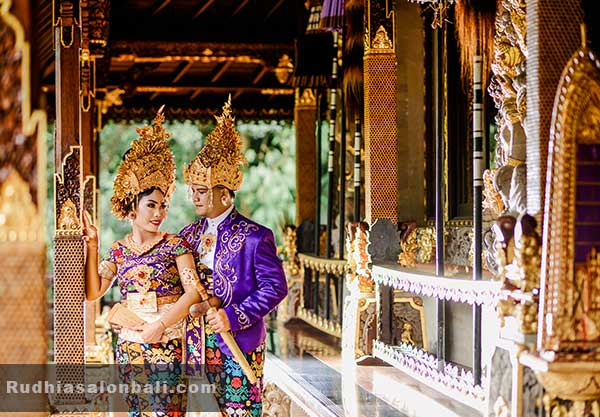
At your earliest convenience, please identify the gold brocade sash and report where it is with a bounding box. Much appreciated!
[119,293,184,344]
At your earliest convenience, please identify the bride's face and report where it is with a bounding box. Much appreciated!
[130,189,168,233]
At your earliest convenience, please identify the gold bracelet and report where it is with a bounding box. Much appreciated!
[98,260,116,281]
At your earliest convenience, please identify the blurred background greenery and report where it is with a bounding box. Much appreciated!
[46,119,296,267]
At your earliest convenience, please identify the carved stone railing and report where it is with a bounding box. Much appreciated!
[372,264,501,307]
[372,341,485,410]
[371,262,500,409]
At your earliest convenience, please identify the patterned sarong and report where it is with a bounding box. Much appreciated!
[204,326,265,417]
[116,338,186,417]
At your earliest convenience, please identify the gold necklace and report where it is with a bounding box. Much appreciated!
[124,231,168,255]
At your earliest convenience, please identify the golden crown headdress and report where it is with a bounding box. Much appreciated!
[184,96,247,191]
[111,106,176,220]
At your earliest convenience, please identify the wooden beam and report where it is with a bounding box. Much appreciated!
[127,85,293,94]
[211,61,233,84]
[151,0,171,16]
[265,0,285,20]
[252,65,269,85]
[232,90,243,100]
[47,84,295,95]
[193,0,215,19]
[172,60,193,83]
[232,0,250,17]
[190,89,202,100]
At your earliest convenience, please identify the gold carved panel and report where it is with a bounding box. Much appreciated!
[539,46,600,352]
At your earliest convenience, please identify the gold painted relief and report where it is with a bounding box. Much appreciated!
[57,198,80,233]
[0,170,41,242]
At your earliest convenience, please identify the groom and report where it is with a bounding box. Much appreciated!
[180,98,288,417]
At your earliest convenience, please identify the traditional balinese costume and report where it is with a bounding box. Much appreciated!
[102,110,190,416]
[180,98,288,417]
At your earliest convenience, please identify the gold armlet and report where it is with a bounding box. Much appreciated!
[98,260,116,281]
[181,267,200,287]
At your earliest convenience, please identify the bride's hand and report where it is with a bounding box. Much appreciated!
[82,210,98,248]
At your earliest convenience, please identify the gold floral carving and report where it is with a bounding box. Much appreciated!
[398,225,435,268]
[346,222,373,293]
[274,54,294,85]
[372,26,392,50]
[57,198,80,234]
[488,0,527,167]
[297,88,316,107]
[577,80,600,144]
[542,396,600,417]
[0,170,41,241]
[495,215,540,334]
[262,382,291,417]
[282,225,300,277]
[398,227,417,268]
[538,373,600,403]
[97,88,124,115]
[417,227,436,264]
[483,169,505,216]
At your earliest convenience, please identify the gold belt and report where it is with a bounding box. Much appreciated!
[123,293,181,307]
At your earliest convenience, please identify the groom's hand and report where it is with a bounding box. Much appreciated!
[206,308,231,333]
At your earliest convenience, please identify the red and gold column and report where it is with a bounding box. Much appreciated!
[294,88,318,226]
[363,1,397,224]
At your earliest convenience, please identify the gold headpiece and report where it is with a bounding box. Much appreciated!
[110,106,176,220]
[184,96,247,191]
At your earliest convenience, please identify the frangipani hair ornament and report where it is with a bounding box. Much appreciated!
[110,105,176,220]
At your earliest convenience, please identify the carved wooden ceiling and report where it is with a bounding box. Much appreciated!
[36,0,309,121]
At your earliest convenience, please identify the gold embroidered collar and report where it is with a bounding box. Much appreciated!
[122,231,168,255]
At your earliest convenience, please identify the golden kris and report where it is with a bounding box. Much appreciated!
[110,106,176,220]
[184,96,247,192]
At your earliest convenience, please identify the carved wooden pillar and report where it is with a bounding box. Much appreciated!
[54,1,81,167]
[363,1,397,224]
[294,88,318,226]
[525,0,583,217]
[53,0,86,407]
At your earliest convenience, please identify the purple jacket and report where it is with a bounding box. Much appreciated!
[179,208,288,355]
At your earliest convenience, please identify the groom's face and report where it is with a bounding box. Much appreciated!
[190,184,213,217]
[189,184,230,218]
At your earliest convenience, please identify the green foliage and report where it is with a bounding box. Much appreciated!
[45,125,55,270]
[97,119,296,257]
[236,121,296,244]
